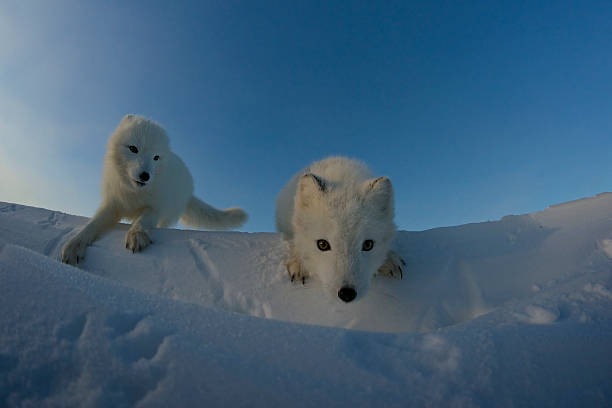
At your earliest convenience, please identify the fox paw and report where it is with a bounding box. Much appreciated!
[125,229,152,253]
[377,251,405,279]
[287,258,309,285]
[61,237,88,265]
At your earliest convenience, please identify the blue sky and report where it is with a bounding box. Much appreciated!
[1,1,611,232]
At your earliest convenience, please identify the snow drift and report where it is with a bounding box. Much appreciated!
[1,195,611,406]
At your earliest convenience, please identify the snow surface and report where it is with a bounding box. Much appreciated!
[1,195,611,407]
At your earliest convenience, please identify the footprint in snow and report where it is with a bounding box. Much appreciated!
[108,314,173,364]
[55,313,88,343]
[100,313,172,406]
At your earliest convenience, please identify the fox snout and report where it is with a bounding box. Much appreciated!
[332,260,365,303]
[338,286,357,303]
[131,169,152,187]
[127,164,154,187]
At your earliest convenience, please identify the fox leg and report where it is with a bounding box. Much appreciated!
[125,208,158,253]
[286,244,309,284]
[61,205,119,265]
[376,250,405,279]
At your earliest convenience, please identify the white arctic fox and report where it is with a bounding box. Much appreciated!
[61,114,248,265]
[276,156,404,303]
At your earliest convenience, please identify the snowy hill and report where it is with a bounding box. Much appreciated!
[1,196,611,406]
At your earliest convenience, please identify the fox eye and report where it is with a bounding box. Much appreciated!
[362,240,374,251]
[317,239,331,251]
[153,155,160,161]
[128,145,138,154]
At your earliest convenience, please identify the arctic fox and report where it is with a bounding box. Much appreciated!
[61,114,248,265]
[275,156,404,303]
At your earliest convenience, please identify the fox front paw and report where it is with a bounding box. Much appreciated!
[287,258,309,285]
[61,237,88,265]
[377,251,405,279]
[125,229,152,253]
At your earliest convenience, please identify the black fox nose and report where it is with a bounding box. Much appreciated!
[338,287,357,303]
[139,172,150,181]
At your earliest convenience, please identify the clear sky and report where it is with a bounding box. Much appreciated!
[1,1,611,232]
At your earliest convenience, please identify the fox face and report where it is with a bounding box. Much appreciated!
[108,115,170,190]
[292,174,396,302]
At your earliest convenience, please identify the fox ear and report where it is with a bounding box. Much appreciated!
[361,176,394,216]
[122,114,135,122]
[296,173,327,208]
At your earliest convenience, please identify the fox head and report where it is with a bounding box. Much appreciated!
[106,114,170,190]
[292,173,396,302]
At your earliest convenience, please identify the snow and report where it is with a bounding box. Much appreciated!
[1,195,611,406]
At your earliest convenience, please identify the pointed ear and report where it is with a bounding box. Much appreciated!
[360,176,394,216]
[121,114,135,123]
[296,173,327,209]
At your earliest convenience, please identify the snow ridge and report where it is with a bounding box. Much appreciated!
[1,196,611,406]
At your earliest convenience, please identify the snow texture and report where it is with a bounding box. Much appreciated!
[1,194,611,407]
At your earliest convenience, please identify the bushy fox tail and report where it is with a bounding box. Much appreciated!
[180,196,248,230]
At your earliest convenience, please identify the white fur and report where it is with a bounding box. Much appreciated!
[275,156,402,302]
[61,114,248,265]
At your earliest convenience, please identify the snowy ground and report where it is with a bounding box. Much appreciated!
[1,195,611,407]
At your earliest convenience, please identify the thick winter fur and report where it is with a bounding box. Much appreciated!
[61,114,247,265]
[276,157,404,302]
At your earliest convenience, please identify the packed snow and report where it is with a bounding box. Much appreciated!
[1,194,611,406]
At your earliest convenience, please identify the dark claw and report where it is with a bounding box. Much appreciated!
[302,276,305,285]
[291,275,295,282]
[401,258,406,266]
[399,266,403,279]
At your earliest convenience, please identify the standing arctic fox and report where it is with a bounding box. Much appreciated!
[61,114,248,265]
[276,157,404,303]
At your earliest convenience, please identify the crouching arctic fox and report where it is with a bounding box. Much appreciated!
[276,157,404,303]
[61,114,248,265]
